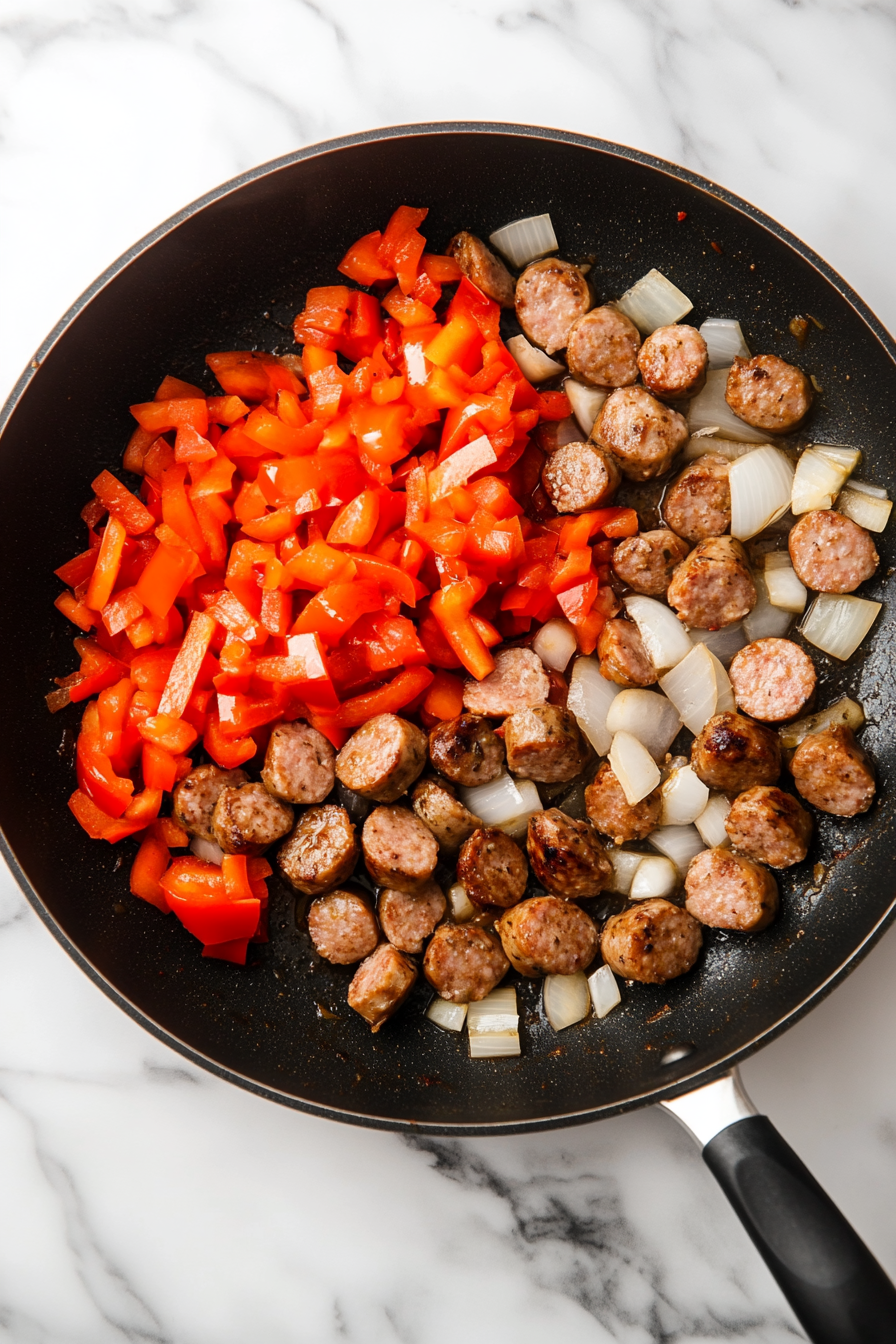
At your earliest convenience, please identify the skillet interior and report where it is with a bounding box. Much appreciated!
[1,124,895,1133]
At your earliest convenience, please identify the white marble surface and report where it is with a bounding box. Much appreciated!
[2,2,896,1339]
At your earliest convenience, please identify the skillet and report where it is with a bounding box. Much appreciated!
[1,123,895,1340]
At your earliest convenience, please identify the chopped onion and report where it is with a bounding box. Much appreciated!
[778,696,865,749]
[506,333,566,382]
[815,444,862,474]
[489,213,558,268]
[543,972,591,1031]
[843,477,887,499]
[649,824,705,873]
[191,836,225,864]
[468,986,520,1058]
[623,594,692,672]
[743,570,793,640]
[791,448,854,514]
[615,269,692,335]
[764,554,807,613]
[532,617,578,672]
[459,775,541,840]
[428,434,497,501]
[564,379,607,437]
[447,882,476,923]
[659,643,731,734]
[837,488,893,533]
[695,793,731,848]
[567,656,620,756]
[605,848,644,895]
[606,689,681,761]
[630,854,679,900]
[427,998,468,1032]
[711,648,736,713]
[799,593,882,661]
[682,435,756,464]
[403,341,428,386]
[688,623,748,667]
[699,318,751,370]
[687,369,770,444]
[609,731,662,805]
[588,964,621,1019]
[729,446,794,541]
[660,764,709,827]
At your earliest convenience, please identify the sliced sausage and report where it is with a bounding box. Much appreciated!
[637,323,708,401]
[788,510,879,594]
[348,943,417,1032]
[514,258,592,354]
[497,896,598,977]
[585,762,661,844]
[667,536,756,629]
[429,714,505,787]
[597,618,657,688]
[423,924,510,1003]
[463,647,549,718]
[728,638,816,723]
[662,454,731,542]
[527,808,611,899]
[611,529,690,596]
[565,305,640,388]
[685,848,778,932]
[379,881,446,954]
[503,704,587,783]
[335,713,427,803]
[725,786,812,869]
[457,827,528,909]
[789,724,876,817]
[212,783,294,856]
[278,803,359,896]
[600,898,702,984]
[307,887,379,964]
[691,712,782,793]
[725,354,813,433]
[541,441,621,514]
[173,764,249,841]
[446,231,515,307]
[411,775,481,856]
[362,805,439,893]
[261,719,336,805]
[593,386,689,482]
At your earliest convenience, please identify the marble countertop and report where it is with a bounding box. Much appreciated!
[2,2,896,1339]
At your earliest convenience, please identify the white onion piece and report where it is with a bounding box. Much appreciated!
[699,318,751,370]
[729,446,794,541]
[506,333,566,382]
[623,594,692,672]
[695,794,731,848]
[588,964,621,1019]
[764,555,808,613]
[778,696,865,749]
[605,848,644,896]
[426,998,468,1032]
[489,213,558,268]
[190,836,225,865]
[563,378,607,437]
[447,882,476,923]
[609,732,662,805]
[682,435,755,464]
[660,765,710,827]
[567,656,619,756]
[459,775,541,840]
[543,972,591,1031]
[799,594,882,661]
[711,649,736,714]
[649,824,705,873]
[605,689,681,762]
[688,623,748,667]
[615,269,692,335]
[630,854,679,900]
[687,369,770,444]
[791,448,853,514]
[743,570,793,640]
[843,477,887,499]
[659,643,724,734]
[837,488,893,533]
[815,444,862,474]
[468,986,520,1058]
[532,617,578,672]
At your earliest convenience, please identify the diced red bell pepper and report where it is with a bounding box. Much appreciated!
[422,253,462,284]
[206,351,301,401]
[253,632,337,709]
[376,205,428,294]
[430,578,495,681]
[162,859,261,946]
[85,516,128,612]
[290,580,383,646]
[334,666,434,727]
[222,854,254,902]
[130,835,172,912]
[157,611,218,717]
[382,287,436,328]
[138,713,199,755]
[68,789,147,843]
[76,732,135,816]
[204,703,257,769]
[130,398,209,436]
[92,470,156,535]
[422,670,465,722]
[134,541,196,619]
[338,230,395,285]
[556,575,599,626]
[142,741,177,791]
[327,489,379,548]
[55,591,96,631]
[293,285,352,347]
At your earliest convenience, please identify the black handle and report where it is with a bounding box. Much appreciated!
[703,1116,896,1342]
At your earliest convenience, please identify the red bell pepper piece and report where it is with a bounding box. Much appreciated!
[157,611,218,717]
[290,580,383,645]
[85,516,127,612]
[92,470,156,535]
[130,398,209,436]
[376,205,428,294]
[68,789,147,843]
[204,703,257,769]
[429,578,495,681]
[135,541,195,619]
[142,741,177,791]
[162,862,261,946]
[338,231,395,285]
[293,285,352,348]
[382,287,436,328]
[55,591,96,632]
[326,489,380,548]
[222,854,254,902]
[421,253,462,284]
[422,670,465,722]
[76,732,135,816]
[207,394,250,425]
[138,713,199,755]
[334,666,434,727]
[253,632,337,709]
[285,539,357,591]
[130,835,172,913]
[206,351,302,401]
[101,587,144,637]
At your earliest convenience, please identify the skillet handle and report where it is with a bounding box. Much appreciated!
[661,1071,896,1343]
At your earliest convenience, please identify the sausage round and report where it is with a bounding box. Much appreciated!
[666,536,757,629]
[429,714,505,787]
[514,258,592,354]
[262,719,336,805]
[662,454,731,542]
[212,783,294,856]
[593,386,689,482]
[685,848,779,931]
[788,509,879,593]
[585,762,661,844]
[728,638,816,723]
[725,786,812,869]
[335,713,427,803]
[348,943,418,1032]
[611,529,690,596]
[278,803,359,896]
[691,712,782,793]
[503,704,587,782]
[565,305,641,388]
[457,827,529,909]
[307,887,379,964]
[597,618,657,688]
[541,441,621,514]
[725,354,813,433]
[527,808,611,899]
[463,647,550,718]
[423,924,510,1003]
[600,898,702,984]
[173,764,249,841]
[497,895,598,977]
[411,775,481,856]
[789,724,876,817]
[446,231,515,307]
[637,323,708,401]
[362,805,439,893]
[378,881,446,955]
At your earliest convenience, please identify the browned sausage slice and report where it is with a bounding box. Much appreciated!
[728,638,816,723]
[611,529,690,596]
[212,783,294,856]
[725,354,813,433]
[429,714,505,787]
[662,455,731,542]
[411,775,481,856]
[527,808,611,899]
[457,827,528,909]
[565,305,641,388]
[497,896,598,976]
[789,724,876,816]
[597,618,657,688]
[638,324,708,400]
[788,510,879,593]
[173,763,249,841]
[307,887,379,964]
[503,704,586,782]
[666,536,756,629]
[541,441,621,514]
[348,943,418,1031]
[600,898,702,983]
[463,647,549,718]
[514,258,592,354]
[593,386,689,481]
[685,848,778,931]
[362,805,439,893]
[691,712,781,793]
[424,924,509,1003]
[335,713,427,802]
[378,881,446,954]
[278,803,359,896]
[262,719,336,805]
[725,786,812,868]
[585,762,661,844]
[446,231,515,307]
